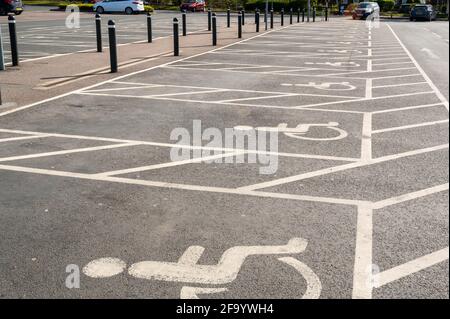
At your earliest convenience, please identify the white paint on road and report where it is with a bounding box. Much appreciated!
[373,247,449,288]
[420,48,439,60]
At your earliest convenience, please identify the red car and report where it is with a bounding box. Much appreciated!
[0,0,23,15]
[180,0,206,12]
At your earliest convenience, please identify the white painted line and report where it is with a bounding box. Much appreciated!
[371,103,445,114]
[237,162,364,191]
[94,151,245,177]
[352,205,374,299]
[0,163,367,207]
[216,94,298,103]
[372,61,413,67]
[146,89,230,98]
[0,128,359,162]
[0,27,282,118]
[83,85,165,93]
[372,183,449,210]
[238,144,449,192]
[365,79,372,99]
[0,134,52,143]
[372,119,449,134]
[77,91,357,110]
[372,81,428,89]
[420,48,439,60]
[322,67,417,77]
[295,91,436,110]
[0,142,139,163]
[373,247,449,288]
[370,73,422,80]
[387,24,449,111]
[361,113,372,161]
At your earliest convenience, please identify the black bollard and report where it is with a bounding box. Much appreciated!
[147,13,152,43]
[212,13,217,46]
[290,8,293,24]
[256,10,260,32]
[8,15,18,67]
[325,6,328,21]
[173,18,179,56]
[302,8,305,22]
[227,8,231,28]
[182,10,187,36]
[281,8,284,26]
[0,25,5,71]
[207,8,211,31]
[270,9,274,29]
[238,13,242,38]
[297,8,300,23]
[95,14,102,52]
[313,7,316,22]
[108,20,117,73]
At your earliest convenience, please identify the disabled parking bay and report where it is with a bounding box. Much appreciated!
[0,18,448,299]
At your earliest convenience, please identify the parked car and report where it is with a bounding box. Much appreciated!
[352,2,380,20]
[180,0,206,12]
[410,4,437,21]
[0,0,23,15]
[93,0,145,15]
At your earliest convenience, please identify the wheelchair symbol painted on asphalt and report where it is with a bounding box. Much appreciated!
[234,122,348,141]
[83,238,321,299]
[281,82,356,91]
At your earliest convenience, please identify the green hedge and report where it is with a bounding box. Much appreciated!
[58,3,94,11]
[376,0,395,12]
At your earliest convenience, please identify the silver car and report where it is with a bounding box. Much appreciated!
[353,2,380,20]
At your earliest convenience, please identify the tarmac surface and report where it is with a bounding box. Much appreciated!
[0,9,237,64]
[0,16,448,299]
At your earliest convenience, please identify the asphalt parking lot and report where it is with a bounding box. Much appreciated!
[0,16,448,299]
[0,9,233,64]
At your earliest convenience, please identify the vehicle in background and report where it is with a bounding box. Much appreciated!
[0,0,23,15]
[410,4,437,21]
[180,0,206,12]
[352,2,380,20]
[93,0,145,15]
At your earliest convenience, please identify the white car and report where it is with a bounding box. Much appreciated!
[93,0,145,15]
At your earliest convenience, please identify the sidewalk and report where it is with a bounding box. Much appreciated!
[0,22,281,112]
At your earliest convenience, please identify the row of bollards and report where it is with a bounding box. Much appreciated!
[1,7,329,74]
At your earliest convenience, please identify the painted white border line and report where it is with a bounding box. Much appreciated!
[352,204,374,299]
[0,134,52,143]
[93,151,246,177]
[371,103,446,114]
[0,142,139,163]
[372,119,449,134]
[0,163,368,207]
[0,128,359,162]
[387,24,449,111]
[373,247,449,288]
[372,183,449,210]
[0,25,290,118]
[237,144,449,192]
